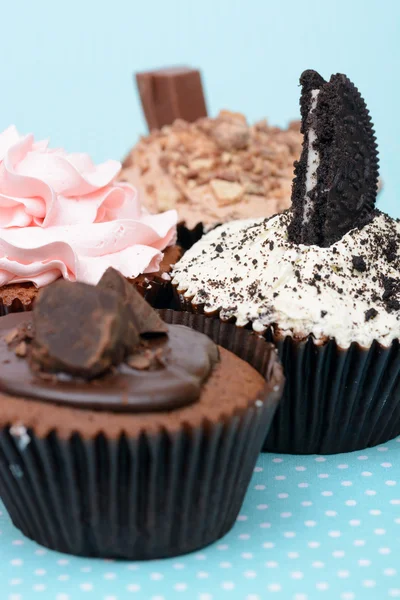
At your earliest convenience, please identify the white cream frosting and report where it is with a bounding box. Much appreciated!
[303,89,320,225]
[172,211,400,348]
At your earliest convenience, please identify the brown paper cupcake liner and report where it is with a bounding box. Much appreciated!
[133,276,175,309]
[177,221,226,250]
[0,282,38,317]
[0,311,283,559]
[174,294,400,454]
[0,297,35,317]
[133,244,184,309]
[177,222,205,250]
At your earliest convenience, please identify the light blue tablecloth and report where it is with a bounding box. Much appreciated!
[1,438,399,600]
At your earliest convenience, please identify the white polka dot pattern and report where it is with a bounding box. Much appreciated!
[1,440,399,599]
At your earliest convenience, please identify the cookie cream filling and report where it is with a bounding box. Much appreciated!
[303,89,320,225]
[172,211,400,349]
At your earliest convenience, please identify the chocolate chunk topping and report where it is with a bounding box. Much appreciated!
[98,268,167,336]
[15,341,27,357]
[30,269,169,380]
[288,70,379,247]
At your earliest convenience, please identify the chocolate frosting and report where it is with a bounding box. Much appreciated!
[0,313,219,412]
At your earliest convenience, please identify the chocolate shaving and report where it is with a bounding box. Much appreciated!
[127,351,153,371]
[127,345,167,371]
[98,268,168,336]
[5,328,20,345]
[5,323,34,355]
[14,341,27,357]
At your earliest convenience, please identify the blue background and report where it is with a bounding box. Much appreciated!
[1,1,400,598]
[0,0,398,214]
[1,442,400,600]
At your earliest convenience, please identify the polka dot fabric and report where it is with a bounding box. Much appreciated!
[1,439,400,600]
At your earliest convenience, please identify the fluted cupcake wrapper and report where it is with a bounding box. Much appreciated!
[177,222,205,250]
[174,294,400,455]
[0,312,282,559]
[133,276,175,309]
[0,298,35,317]
[263,334,400,455]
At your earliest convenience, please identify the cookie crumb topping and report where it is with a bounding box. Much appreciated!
[172,210,400,348]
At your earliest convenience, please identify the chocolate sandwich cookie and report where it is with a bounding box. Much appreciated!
[288,70,379,247]
[0,268,283,558]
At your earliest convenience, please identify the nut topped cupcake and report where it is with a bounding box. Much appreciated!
[173,70,400,454]
[0,126,179,313]
[0,268,283,558]
[121,111,302,247]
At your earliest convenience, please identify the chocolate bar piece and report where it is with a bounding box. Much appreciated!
[30,270,169,380]
[136,67,207,131]
[31,280,132,379]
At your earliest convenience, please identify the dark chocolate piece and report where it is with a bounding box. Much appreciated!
[31,281,132,379]
[288,70,379,247]
[0,313,219,412]
[30,269,172,379]
[98,267,168,336]
[136,67,207,131]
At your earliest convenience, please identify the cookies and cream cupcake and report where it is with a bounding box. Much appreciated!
[0,268,283,558]
[172,70,399,454]
[0,126,179,313]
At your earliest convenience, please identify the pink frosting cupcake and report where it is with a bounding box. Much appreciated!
[0,126,179,313]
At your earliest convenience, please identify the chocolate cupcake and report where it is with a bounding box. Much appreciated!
[0,126,179,315]
[120,111,302,248]
[172,70,400,455]
[0,245,182,315]
[0,269,283,558]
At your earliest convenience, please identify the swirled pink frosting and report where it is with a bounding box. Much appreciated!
[0,126,177,287]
